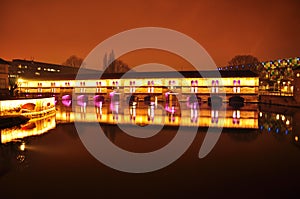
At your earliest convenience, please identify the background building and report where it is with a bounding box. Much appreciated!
[0,58,9,98]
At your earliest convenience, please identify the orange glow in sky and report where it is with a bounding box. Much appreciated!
[0,0,299,70]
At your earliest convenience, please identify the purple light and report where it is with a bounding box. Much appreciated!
[77,100,87,107]
[62,95,71,100]
[110,91,115,97]
[62,99,72,107]
[94,95,104,102]
[77,95,88,102]
[94,101,103,108]
[165,105,176,113]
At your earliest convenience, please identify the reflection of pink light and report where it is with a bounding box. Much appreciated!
[62,99,72,107]
[110,91,115,97]
[37,94,42,97]
[62,95,71,100]
[94,95,104,102]
[110,102,119,112]
[171,107,175,114]
[77,95,87,101]
[94,101,102,108]
[77,100,87,107]
[165,105,176,113]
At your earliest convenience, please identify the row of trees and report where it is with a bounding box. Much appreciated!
[63,54,261,73]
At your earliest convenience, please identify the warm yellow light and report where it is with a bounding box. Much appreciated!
[259,112,263,117]
[297,73,300,77]
[286,119,290,125]
[281,115,285,121]
[276,114,279,120]
[19,142,25,151]
[295,136,299,142]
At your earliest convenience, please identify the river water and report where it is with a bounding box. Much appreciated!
[0,101,300,198]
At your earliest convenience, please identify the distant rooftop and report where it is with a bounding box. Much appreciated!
[0,58,9,65]
[22,70,258,81]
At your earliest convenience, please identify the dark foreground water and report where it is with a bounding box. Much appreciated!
[1,103,300,198]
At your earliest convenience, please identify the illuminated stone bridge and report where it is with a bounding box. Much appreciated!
[17,70,259,105]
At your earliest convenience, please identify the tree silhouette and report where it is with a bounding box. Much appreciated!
[226,55,261,72]
[103,50,131,73]
[228,55,259,66]
[63,55,83,67]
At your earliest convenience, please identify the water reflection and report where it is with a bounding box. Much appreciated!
[57,101,259,129]
[0,140,28,177]
[0,113,56,177]
[2,102,300,148]
[0,113,56,144]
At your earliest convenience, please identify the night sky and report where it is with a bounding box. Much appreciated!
[0,0,299,70]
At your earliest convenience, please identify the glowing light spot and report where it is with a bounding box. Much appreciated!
[20,142,25,151]
[286,120,290,125]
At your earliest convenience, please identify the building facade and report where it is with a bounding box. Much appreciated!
[0,58,9,97]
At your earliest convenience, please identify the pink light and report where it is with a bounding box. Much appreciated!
[77,95,87,101]
[62,95,71,100]
[110,91,115,97]
[62,99,71,107]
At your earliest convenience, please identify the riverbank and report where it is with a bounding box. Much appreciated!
[259,95,300,108]
[0,115,29,129]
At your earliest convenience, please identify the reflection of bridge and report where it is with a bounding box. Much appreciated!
[18,70,259,104]
[56,102,259,129]
[0,113,56,144]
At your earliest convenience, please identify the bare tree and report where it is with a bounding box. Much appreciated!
[228,55,259,66]
[104,59,131,73]
[63,55,83,67]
